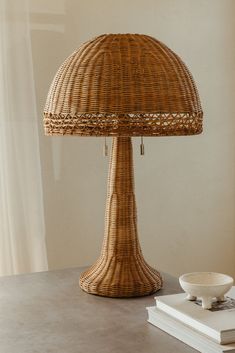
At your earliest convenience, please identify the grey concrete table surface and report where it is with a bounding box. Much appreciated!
[0,267,197,353]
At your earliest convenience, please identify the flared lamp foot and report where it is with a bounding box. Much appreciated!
[80,256,163,297]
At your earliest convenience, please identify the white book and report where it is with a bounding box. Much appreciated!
[155,287,235,344]
[147,306,235,353]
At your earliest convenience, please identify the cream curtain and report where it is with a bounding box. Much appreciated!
[0,0,48,275]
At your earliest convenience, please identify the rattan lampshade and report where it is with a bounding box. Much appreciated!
[44,33,202,136]
[44,34,203,298]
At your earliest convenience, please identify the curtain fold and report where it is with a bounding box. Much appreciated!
[0,0,48,275]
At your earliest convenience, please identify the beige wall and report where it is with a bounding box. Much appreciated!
[29,0,235,278]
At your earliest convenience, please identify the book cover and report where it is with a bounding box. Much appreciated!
[147,306,235,353]
[155,287,235,344]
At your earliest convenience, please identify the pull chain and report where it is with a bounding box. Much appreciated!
[140,136,145,156]
[103,137,108,157]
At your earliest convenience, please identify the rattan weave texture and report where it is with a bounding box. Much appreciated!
[79,137,163,297]
[44,33,203,136]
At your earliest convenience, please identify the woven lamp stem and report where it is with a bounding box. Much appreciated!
[79,137,163,297]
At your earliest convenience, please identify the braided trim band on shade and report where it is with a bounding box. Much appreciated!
[44,111,203,136]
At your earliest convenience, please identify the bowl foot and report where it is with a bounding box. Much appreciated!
[186,294,196,301]
[201,297,212,309]
[217,295,226,302]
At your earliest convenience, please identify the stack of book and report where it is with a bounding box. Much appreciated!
[147,287,235,353]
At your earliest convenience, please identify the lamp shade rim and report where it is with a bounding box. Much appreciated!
[43,111,203,136]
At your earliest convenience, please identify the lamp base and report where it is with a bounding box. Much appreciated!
[79,137,163,297]
[79,257,162,297]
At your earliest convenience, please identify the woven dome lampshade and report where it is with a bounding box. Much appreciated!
[44,34,203,297]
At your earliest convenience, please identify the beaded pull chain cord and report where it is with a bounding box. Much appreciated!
[140,136,145,155]
[103,137,108,157]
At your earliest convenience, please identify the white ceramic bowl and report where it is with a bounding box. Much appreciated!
[179,272,234,309]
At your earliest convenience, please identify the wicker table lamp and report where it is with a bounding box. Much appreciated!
[44,34,203,297]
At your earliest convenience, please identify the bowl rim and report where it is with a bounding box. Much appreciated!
[179,272,234,287]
